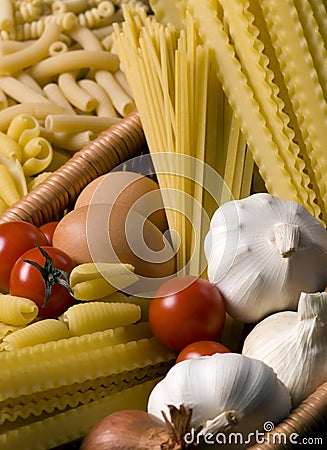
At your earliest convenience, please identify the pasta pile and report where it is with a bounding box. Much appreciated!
[0,0,149,214]
[0,289,174,448]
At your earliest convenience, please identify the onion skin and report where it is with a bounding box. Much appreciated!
[80,410,170,450]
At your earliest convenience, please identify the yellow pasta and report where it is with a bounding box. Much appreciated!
[0,88,8,110]
[0,131,22,160]
[0,75,51,105]
[0,22,61,75]
[27,171,51,191]
[48,129,96,151]
[0,337,173,400]
[60,301,141,336]
[52,0,89,15]
[0,379,160,450]
[0,198,9,215]
[0,294,38,327]
[67,23,103,50]
[95,69,136,116]
[58,71,98,112]
[42,82,76,113]
[45,113,120,133]
[16,71,45,96]
[0,163,21,206]
[21,136,53,176]
[0,102,67,131]
[78,78,118,116]
[0,0,14,32]
[48,39,69,55]
[28,49,120,85]
[7,113,41,148]
[0,321,22,341]
[1,319,70,351]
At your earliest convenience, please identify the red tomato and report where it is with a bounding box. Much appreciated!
[149,275,226,351]
[0,221,48,292]
[39,221,59,246]
[176,340,230,363]
[10,245,76,319]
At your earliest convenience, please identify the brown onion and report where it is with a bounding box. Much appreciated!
[80,406,201,450]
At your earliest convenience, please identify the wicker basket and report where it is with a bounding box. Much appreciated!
[0,110,326,448]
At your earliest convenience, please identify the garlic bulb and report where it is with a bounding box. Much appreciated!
[204,193,327,322]
[242,291,327,407]
[148,353,291,444]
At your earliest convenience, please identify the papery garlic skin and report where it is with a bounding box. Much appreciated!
[147,353,291,440]
[242,291,327,407]
[204,193,327,322]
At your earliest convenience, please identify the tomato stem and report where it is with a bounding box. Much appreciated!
[23,243,74,308]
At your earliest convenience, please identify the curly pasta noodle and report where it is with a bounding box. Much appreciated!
[0,294,38,327]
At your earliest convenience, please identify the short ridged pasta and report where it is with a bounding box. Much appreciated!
[0,294,38,326]
[22,136,53,176]
[1,319,70,351]
[60,301,141,335]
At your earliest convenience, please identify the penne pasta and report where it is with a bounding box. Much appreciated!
[67,23,103,50]
[16,71,45,96]
[0,294,38,327]
[48,130,96,152]
[60,301,141,336]
[95,69,136,116]
[0,153,27,198]
[58,71,97,112]
[0,22,61,75]
[28,49,120,85]
[0,75,51,105]
[78,78,118,116]
[45,113,120,133]
[43,82,76,113]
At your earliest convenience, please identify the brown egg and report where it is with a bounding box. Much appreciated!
[52,203,176,279]
[74,171,168,233]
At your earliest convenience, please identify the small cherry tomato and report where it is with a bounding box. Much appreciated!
[149,275,226,351]
[10,245,76,319]
[0,221,48,292]
[176,340,231,363]
[39,221,59,246]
